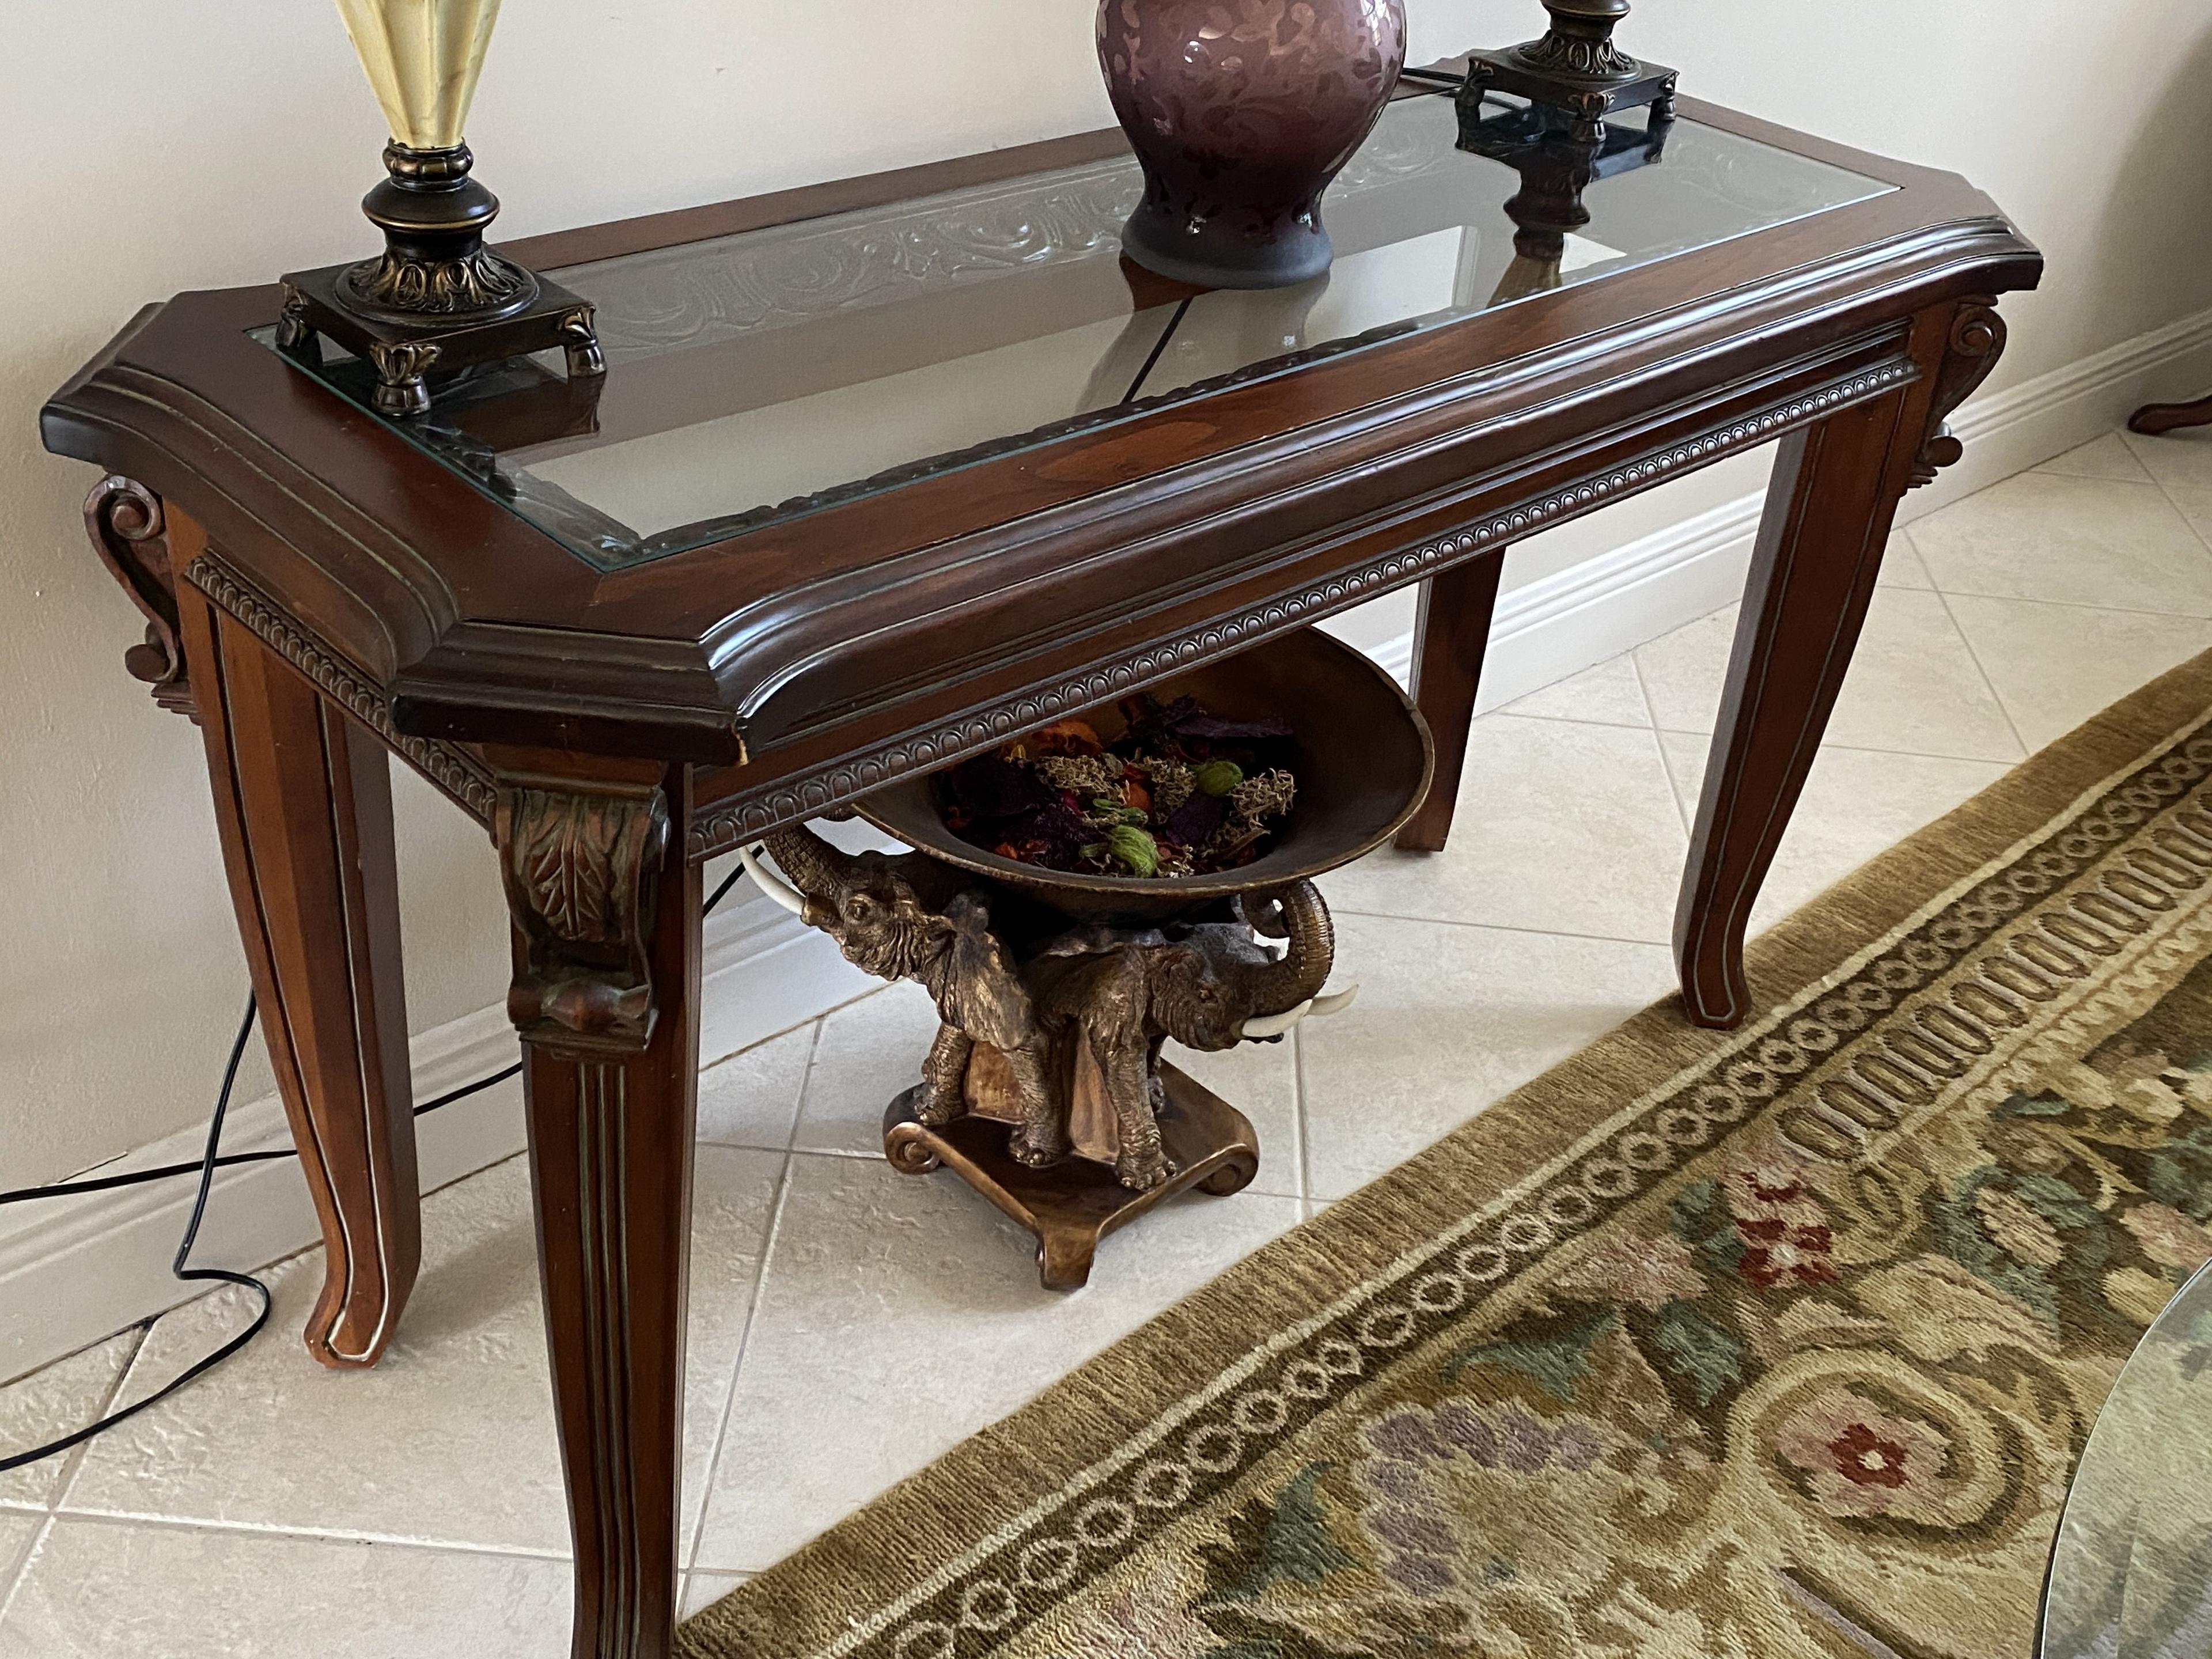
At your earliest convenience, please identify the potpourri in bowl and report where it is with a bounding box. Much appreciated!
[936,695,1299,880]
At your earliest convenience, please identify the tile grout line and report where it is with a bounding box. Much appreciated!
[1906,585,2212,623]
[1631,652,1698,840]
[41,1322,154,1518]
[1290,1025,1311,1210]
[2119,427,2212,562]
[25,1501,577,1560]
[1484,707,1651,733]
[783,1017,829,1156]
[683,1141,801,1578]
[698,995,852,1087]
[0,1512,54,1628]
[683,1012,823,1572]
[1881,524,2034,767]
[1926,581,2036,762]
[1648,725,2024,767]
[1328,906,1674,952]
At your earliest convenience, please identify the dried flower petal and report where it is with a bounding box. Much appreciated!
[1104,824,1162,877]
[1194,760,1244,797]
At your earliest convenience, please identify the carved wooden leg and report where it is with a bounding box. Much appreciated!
[2129,393,2212,437]
[179,590,421,1368]
[1674,301,2005,1028]
[496,755,696,1659]
[1393,551,1506,853]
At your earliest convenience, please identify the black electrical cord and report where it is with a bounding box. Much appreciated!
[1121,297,1193,406]
[0,858,755,1470]
[0,998,270,1474]
[0,1061,525,1208]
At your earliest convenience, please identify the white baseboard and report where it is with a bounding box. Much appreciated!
[0,890,854,1385]
[14,304,2208,1389]
[1907,302,2212,517]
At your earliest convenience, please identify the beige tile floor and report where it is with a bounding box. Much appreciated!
[7,426,2212,1651]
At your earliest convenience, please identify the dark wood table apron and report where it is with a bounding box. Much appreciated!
[44,86,2037,1659]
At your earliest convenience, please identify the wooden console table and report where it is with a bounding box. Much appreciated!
[43,77,2037,1658]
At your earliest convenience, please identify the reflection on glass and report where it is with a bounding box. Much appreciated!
[259,89,1888,569]
[2041,1258,2212,1659]
[1457,99,1674,304]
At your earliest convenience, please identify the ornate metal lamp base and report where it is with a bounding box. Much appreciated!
[1462,0,1676,143]
[278,267,603,418]
[277,142,604,418]
[883,1064,1260,1292]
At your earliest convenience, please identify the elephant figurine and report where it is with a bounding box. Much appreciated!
[744,827,1355,1192]
[745,828,1069,1167]
[1028,882,1346,1189]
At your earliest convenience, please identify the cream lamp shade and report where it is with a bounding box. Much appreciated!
[332,0,502,151]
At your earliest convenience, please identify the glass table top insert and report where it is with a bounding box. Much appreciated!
[262,89,1889,570]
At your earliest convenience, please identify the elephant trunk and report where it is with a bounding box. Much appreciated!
[1251,880,1334,1017]
[756,824,870,927]
[759,825,861,897]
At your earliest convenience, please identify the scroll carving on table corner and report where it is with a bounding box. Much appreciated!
[1909,298,2006,489]
[84,474,192,719]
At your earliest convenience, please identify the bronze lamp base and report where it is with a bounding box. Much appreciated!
[1463,0,1676,143]
[278,142,603,418]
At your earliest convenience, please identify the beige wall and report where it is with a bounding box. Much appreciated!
[5,1,2211,1187]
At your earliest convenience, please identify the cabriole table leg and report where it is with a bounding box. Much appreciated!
[1393,550,1506,854]
[1673,300,2006,1028]
[179,589,422,1368]
[494,753,700,1659]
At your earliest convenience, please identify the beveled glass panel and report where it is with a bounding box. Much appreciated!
[261,89,1888,569]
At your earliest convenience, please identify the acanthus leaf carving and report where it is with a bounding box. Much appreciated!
[84,475,193,719]
[497,782,670,1055]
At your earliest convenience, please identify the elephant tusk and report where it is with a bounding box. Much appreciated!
[740,843,808,916]
[1241,998,1314,1040]
[1309,984,1359,1018]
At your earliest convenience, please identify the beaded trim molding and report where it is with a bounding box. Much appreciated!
[185,555,498,824]
[181,354,1916,858]
[689,357,1920,858]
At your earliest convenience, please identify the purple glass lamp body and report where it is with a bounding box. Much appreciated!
[1097,0,1408,289]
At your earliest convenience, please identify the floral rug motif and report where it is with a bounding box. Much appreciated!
[682,652,2212,1659]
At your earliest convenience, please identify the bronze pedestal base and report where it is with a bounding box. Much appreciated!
[1461,46,1676,143]
[277,264,605,419]
[883,1063,1260,1291]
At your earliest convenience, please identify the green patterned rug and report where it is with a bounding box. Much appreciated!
[682,650,2212,1659]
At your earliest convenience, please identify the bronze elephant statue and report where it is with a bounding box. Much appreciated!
[745,827,1353,1190]
[1024,882,1339,1187]
[749,827,1066,1165]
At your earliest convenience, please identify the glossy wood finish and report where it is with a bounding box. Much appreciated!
[41,95,2039,797]
[180,584,421,1369]
[2129,392,2212,437]
[515,760,699,1659]
[46,88,2041,1659]
[1395,553,1506,853]
[1673,306,1960,1027]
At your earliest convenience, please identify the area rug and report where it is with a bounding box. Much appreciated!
[680,649,2212,1659]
